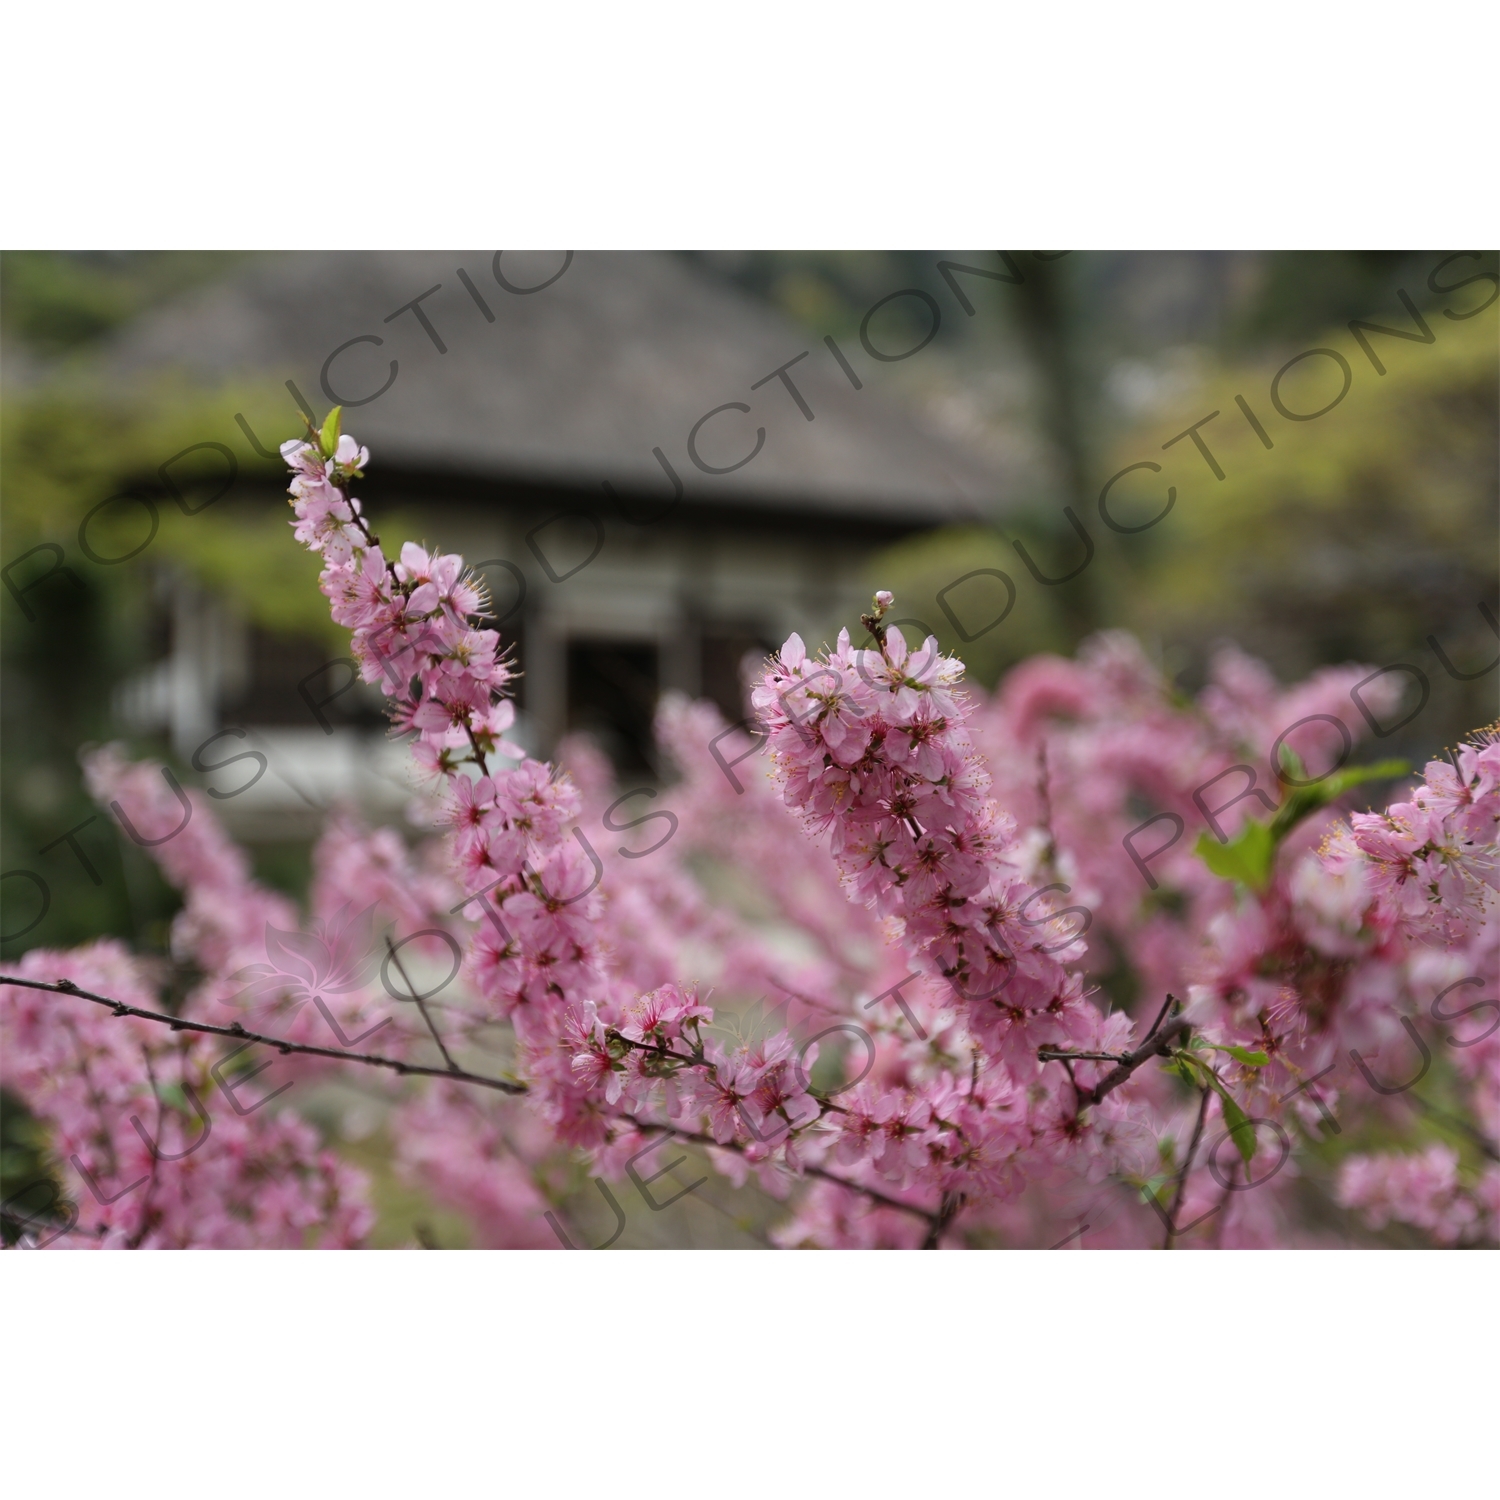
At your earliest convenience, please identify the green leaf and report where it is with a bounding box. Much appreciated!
[1167,1055,1202,1088]
[1268,757,1410,841]
[1205,1042,1270,1068]
[1195,820,1276,892]
[318,404,343,459]
[1276,744,1310,783]
[155,1082,190,1114]
[1138,1173,1173,1205]
[1203,759,1411,891]
[1322,759,1411,804]
[1200,1071,1257,1165]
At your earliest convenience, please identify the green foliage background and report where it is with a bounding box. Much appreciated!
[861,268,1498,771]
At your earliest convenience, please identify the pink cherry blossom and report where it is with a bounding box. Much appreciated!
[6,427,1494,1252]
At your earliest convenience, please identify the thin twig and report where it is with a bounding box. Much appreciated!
[384,937,460,1073]
[63,1017,119,1177]
[1059,1056,1081,1108]
[1044,1014,1193,1109]
[1163,1086,1212,1250]
[805,1165,939,1226]
[124,1047,166,1250]
[612,1032,847,1112]
[922,1190,964,1248]
[1144,992,1177,1041]
[0,975,528,1095]
[627,1117,939,1226]
[1211,1166,1238,1248]
[613,1034,706,1070]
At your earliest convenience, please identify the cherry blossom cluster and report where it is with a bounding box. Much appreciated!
[752,608,1093,1058]
[5,420,1495,1250]
[1322,733,1500,945]
[283,427,525,776]
[82,743,297,984]
[282,419,621,1146]
[0,943,371,1248]
[959,640,1498,1245]
[82,745,401,1056]
[1336,1145,1500,1246]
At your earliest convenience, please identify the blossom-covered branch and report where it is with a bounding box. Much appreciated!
[5,411,1495,1250]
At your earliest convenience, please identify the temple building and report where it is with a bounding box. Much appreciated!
[103,250,1018,833]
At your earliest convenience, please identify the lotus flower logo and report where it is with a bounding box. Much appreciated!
[227,904,392,1047]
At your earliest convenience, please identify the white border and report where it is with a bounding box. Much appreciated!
[2,1250,1493,1494]
[2,2,1496,247]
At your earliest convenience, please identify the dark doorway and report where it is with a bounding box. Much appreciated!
[225,626,387,729]
[700,625,774,725]
[565,639,659,776]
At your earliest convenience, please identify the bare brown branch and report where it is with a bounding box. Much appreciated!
[1040,1014,1192,1108]
[0,975,528,1095]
